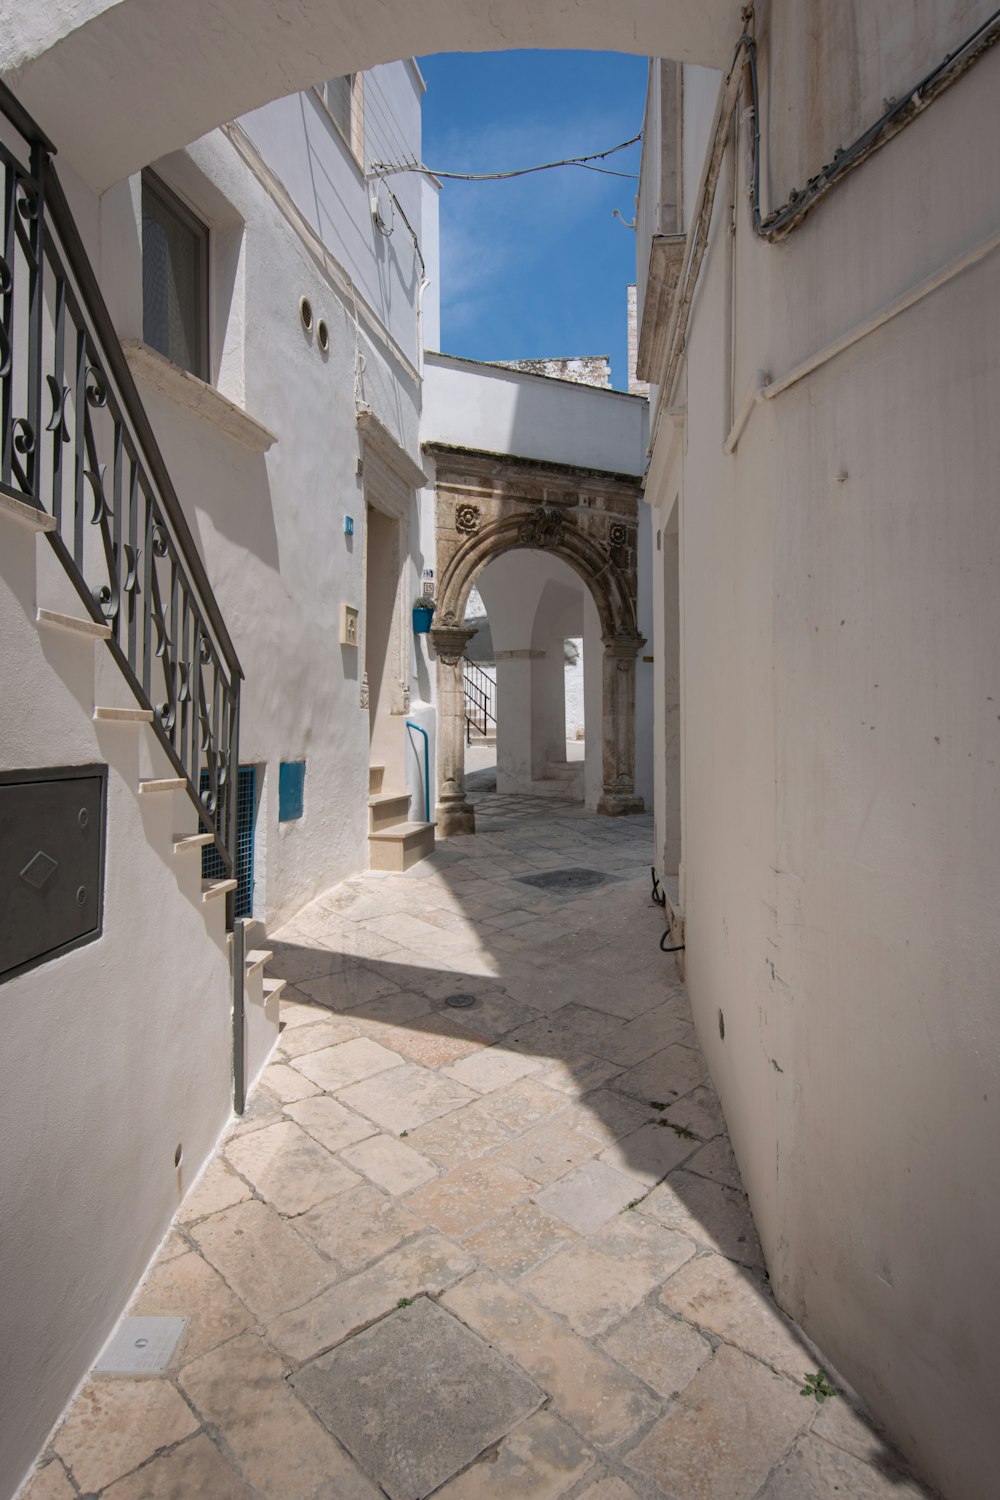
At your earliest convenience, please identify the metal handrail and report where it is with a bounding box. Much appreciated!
[0,81,242,886]
[462,657,496,744]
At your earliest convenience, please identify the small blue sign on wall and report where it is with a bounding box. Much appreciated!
[344,515,354,536]
[279,760,305,821]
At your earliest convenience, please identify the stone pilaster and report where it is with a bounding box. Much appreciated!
[431,623,477,835]
[598,632,646,815]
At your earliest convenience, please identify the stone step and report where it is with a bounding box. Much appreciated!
[262,976,286,1005]
[138,777,186,794]
[245,948,272,976]
[173,832,214,854]
[368,763,386,796]
[94,705,155,723]
[369,790,412,832]
[202,878,237,903]
[36,607,111,639]
[1,492,56,531]
[369,819,436,873]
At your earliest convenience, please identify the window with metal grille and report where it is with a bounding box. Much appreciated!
[200,765,256,919]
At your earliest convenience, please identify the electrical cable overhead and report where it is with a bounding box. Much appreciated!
[369,132,642,184]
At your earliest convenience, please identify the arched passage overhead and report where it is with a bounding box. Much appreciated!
[5,0,744,190]
[426,443,645,834]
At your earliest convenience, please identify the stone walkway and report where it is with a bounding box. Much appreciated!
[24,792,934,1500]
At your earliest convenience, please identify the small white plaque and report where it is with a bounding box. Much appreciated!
[340,603,359,646]
[95,1316,188,1374]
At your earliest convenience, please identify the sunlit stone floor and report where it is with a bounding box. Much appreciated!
[24,788,934,1500]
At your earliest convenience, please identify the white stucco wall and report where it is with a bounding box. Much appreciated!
[423,352,648,476]
[0,521,234,1500]
[643,13,1000,1497]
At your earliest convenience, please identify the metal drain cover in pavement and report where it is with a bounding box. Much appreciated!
[445,992,477,1008]
[516,867,611,891]
[95,1317,188,1374]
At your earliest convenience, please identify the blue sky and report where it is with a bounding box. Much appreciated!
[417,51,648,391]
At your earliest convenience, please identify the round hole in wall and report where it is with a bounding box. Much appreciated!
[316,317,330,353]
[299,295,313,334]
[718,1009,726,1041]
[174,1143,183,1168]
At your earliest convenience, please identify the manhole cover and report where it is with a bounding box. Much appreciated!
[515,867,611,891]
[95,1317,188,1374]
[445,993,477,1008]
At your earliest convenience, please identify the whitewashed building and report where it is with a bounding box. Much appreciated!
[2,4,999,1498]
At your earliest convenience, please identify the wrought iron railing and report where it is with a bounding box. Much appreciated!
[463,658,496,744]
[0,82,242,888]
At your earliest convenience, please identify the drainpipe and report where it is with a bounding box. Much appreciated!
[406,720,431,823]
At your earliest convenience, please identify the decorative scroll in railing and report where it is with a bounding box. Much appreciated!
[462,658,496,744]
[0,84,243,888]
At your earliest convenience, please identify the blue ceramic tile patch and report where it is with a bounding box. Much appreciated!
[279,760,306,822]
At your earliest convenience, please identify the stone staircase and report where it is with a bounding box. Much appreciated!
[3,488,280,1098]
[367,762,436,871]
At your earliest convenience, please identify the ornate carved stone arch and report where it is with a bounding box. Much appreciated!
[425,444,646,834]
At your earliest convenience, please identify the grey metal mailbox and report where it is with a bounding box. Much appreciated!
[0,765,107,983]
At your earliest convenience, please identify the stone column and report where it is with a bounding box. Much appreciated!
[431,623,477,835]
[598,632,646,815]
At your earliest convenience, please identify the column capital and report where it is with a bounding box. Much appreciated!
[602,630,646,661]
[430,621,477,666]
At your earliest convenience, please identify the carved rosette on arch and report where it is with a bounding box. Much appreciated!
[455,502,480,535]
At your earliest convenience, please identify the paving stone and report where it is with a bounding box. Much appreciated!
[406,1158,533,1235]
[626,1344,808,1499]
[178,1157,251,1223]
[535,1055,623,1095]
[156,1228,190,1262]
[267,941,345,984]
[297,1183,422,1270]
[442,1272,659,1449]
[598,1119,700,1186]
[351,989,437,1026]
[268,1233,476,1363]
[407,1101,513,1166]
[433,991,543,1042]
[600,1304,712,1398]
[52,1378,199,1494]
[640,1169,764,1267]
[443,1045,544,1093]
[295,964,401,1010]
[534,1160,645,1235]
[130,1249,252,1366]
[17,1460,74,1500]
[360,1012,484,1067]
[612,1042,708,1104]
[575,1481,643,1500]
[755,1433,933,1499]
[337,1063,478,1133]
[811,1391,920,1474]
[279,993,333,1028]
[683,1133,743,1189]
[283,1095,378,1154]
[190,1199,333,1321]
[475,1077,570,1132]
[292,1298,544,1500]
[600,1003,696,1066]
[495,1118,600,1184]
[660,1082,726,1139]
[340,1132,438,1194]
[436,1409,595,1499]
[179,1332,379,1500]
[461,1200,578,1276]
[100,1433,257,1500]
[225,1120,361,1216]
[259,1061,322,1104]
[559,1090,652,1146]
[659,1255,809,1379]
[507,1006,625,1062]
[520,1218,694,1336]
[291,1036,405,1092]
[278,1016,363,1058]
